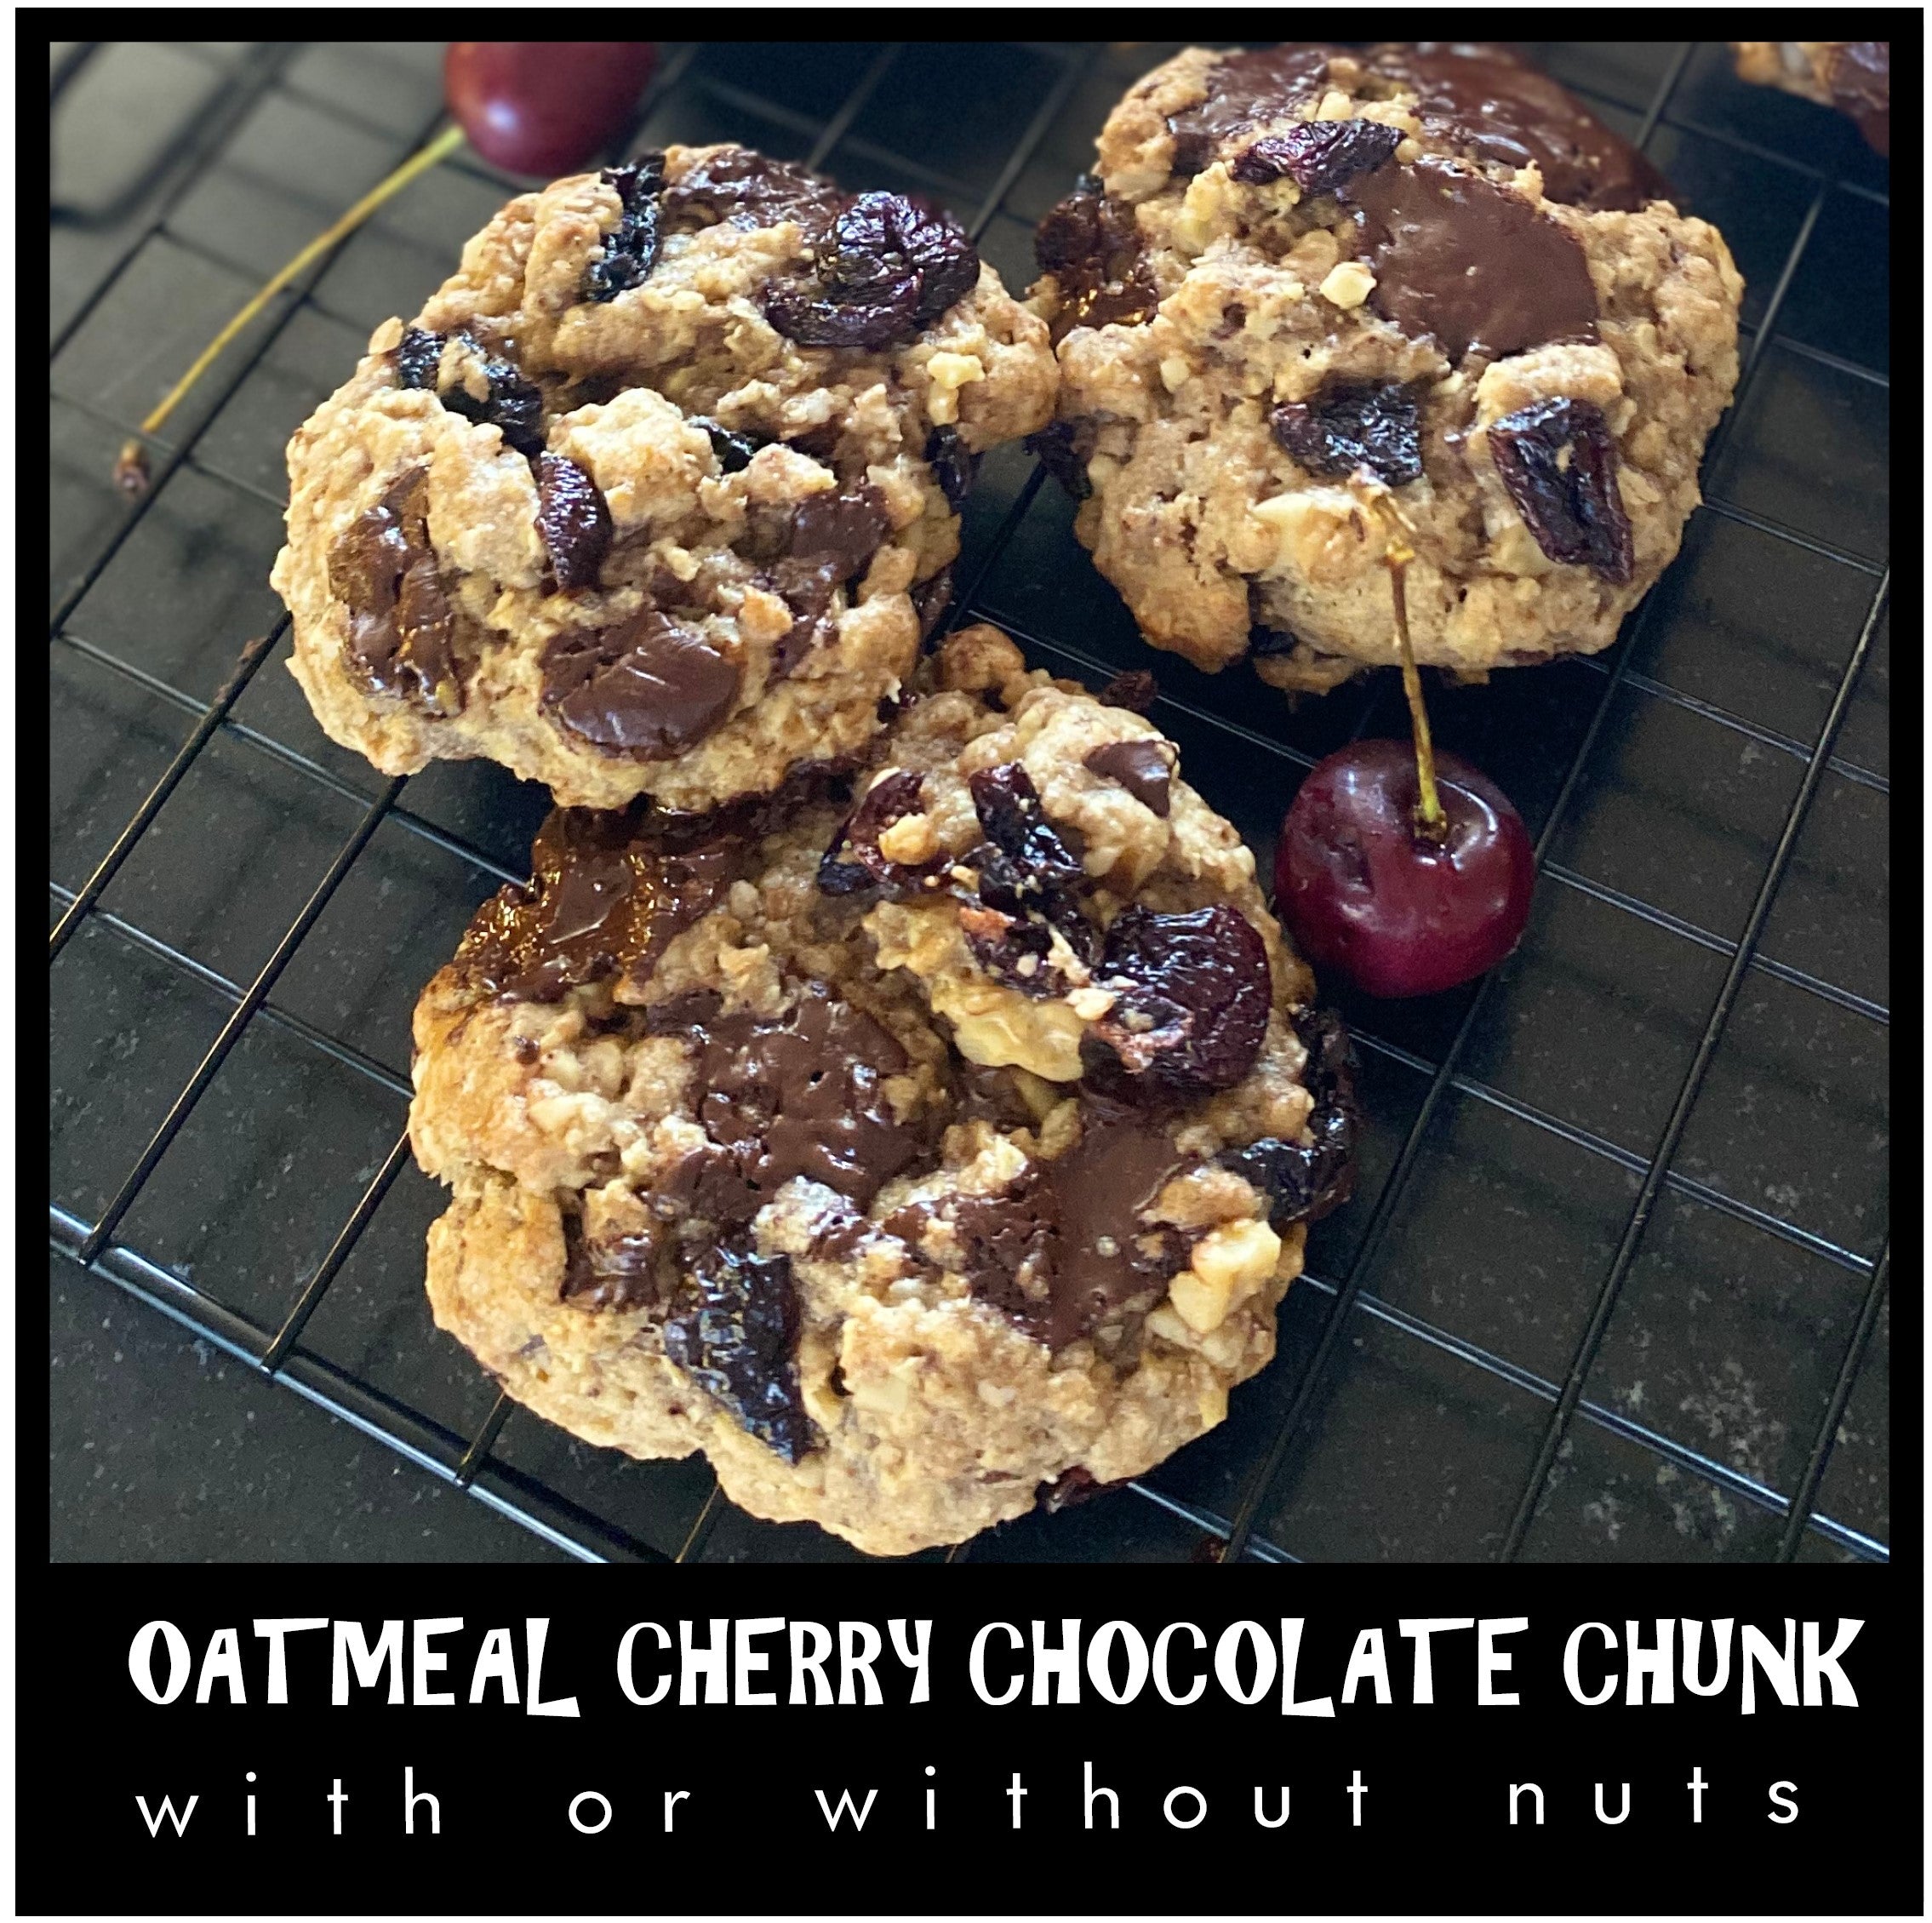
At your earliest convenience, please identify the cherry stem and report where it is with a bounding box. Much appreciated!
[1357,482,1447,844]
[114,122,470,492]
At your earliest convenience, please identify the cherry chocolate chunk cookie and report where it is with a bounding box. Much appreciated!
[272,145,1055,812]
[410,625,1358,1555]
[1028,43,1744,695]
[1731,42,1889,154]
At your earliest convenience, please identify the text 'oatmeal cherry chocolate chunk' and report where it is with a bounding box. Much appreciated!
[764,192,980,349]
[536,454,614,591]
[583,155,666,303]
[1091,903,1273,1096]
[1272,380,1423,488]
[1487,396,1634,582]
[662,1240,819,1462]
[327,469,461,716]
[541,607,740,758]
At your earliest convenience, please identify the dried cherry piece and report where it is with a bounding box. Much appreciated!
[959,902,1059,995]
[1248,625,1302,660]
[969,764,1086,895]
[1232,118,1403,195]
[662,1241,818,1462]
[817,769,936,896]
[535,454,613,592]
[1092,903,1272,1095]
[1025,419,1095,500]
[1272,381,1423,488]
[583,155,666,304]
[438,337,546,455]
[764,192,980,349]
[1486,396,1633,583]
[1097,670,1157,713]
[926,424,976,513]
[1034,176,1157,341]
[693,418,763,473]
[1219,1009,1360,1226]
[395,326,443,391]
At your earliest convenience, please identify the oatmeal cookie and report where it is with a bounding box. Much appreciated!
[272,145,1056,812]
[1029,43,1743,695]
[1731,42,1889,153]
[411,625,1358,1555]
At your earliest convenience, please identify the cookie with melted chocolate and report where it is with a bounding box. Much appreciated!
[1030,43,1742,695]
[412,625,1353,1557]
[272,141,1055,815]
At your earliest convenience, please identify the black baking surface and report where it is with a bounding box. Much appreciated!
[48,40,1890,1564]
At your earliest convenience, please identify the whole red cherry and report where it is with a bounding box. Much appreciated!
[445,43,659,176]
[1275,739,1535,999]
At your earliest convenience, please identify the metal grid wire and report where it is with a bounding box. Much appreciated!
[49,40,1890,1565]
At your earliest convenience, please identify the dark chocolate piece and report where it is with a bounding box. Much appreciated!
[1083,740,1174,816]
[326,469,461,716]
[541,607,740,758]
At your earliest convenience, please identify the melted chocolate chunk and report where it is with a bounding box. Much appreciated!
[1232,117,1403,194]
[583,155,666,303]
[1092,903,1272,1096]
[1025,418,1095,499]
[662,1241,819,1462]
[542,607,740,758]
[761,482,894,679]
[817,769,941,898]
[1097,669,1158,713]
[897,1098,1191,1350]
[1345,155,1598,363]
[1272,380,1423,488]
[926,424,976,513]
[1041,1099,1191,1347]
[1364,43,1669,212]
[1487,396,1632,582]
[1034,175,1157,342]
[764,192,980,349]
[1083,740,1174,816]
[694,418,763,473]
[1164,44,1342,175]
[437,336,546,455]
[395,326,443,390]
[326,470,461,716]
[661,146,843,235]
[535,454,613,592]
[560,1214,661,1312]
[456,805,741,1001]
[792,483,894,582]
[664,984,922,1226]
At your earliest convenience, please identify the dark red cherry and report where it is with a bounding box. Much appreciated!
[445,43,659,177]
[1274,739,1535,999]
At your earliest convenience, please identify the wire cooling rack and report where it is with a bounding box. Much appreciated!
[49,40,1891,1565]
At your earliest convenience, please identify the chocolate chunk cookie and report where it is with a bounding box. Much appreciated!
[1028,44,1743,695]
[272,144,1056,812]
[1731,42,1889,154]
[411,626,1358,1555]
